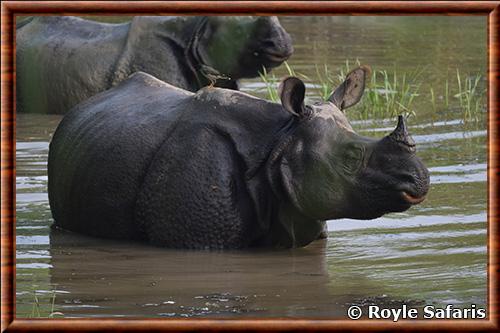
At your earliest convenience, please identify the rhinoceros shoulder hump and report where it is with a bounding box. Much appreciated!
[126,72,193,95]
[313,102,354,133]
[193,87,262,107]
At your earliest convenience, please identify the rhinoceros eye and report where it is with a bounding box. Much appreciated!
[342,145,364,174]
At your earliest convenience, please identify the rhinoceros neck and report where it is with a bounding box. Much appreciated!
[183,17,240,90]
[264,120,301,197]
[152,16,214,90]
[182,17,240,90]
[109,16,204,91]
[261,118,328,247]
[271,205,325,248]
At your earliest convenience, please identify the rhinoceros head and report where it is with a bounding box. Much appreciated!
[274,67,430,221]
[194,16,293,80]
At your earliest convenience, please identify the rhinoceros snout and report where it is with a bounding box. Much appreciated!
[395,157,430,205]
[259,37,293,63]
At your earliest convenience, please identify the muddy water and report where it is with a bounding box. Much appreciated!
[16,16,487,318]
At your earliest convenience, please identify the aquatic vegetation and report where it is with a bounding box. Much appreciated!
[29,290,64,318]
[259,61,421,121]
[353,68,421,121]
[317,60,422,121]
[430,87,437,125]
[314,64,337,101]
[259,61,305,103]
[314,60,359,101]
[259,63,486,126]
[425,70,486,125]
[454,70,485,124]
[258,67,280,103]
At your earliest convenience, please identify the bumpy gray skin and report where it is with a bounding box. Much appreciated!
[48,70,430,250]
[16,16,292,114]
[48,73,301,248]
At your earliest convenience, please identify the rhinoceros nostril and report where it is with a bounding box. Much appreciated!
[394,171,429,199]
[402,172,430,199]
[261,40,276,49]
[396,173,416,185]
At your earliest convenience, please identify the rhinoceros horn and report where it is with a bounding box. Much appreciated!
[387,115,416,152]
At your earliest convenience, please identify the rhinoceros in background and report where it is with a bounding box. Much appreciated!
[48,67,430,249]
[16,16,293,114]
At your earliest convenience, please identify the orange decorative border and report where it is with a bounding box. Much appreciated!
[1,1,499,332]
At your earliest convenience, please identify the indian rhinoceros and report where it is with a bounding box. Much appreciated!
[48,68,430,249]
[16,15,293,114]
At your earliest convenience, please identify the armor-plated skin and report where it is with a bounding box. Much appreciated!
[48,68,430,249]
[16,16,293,114]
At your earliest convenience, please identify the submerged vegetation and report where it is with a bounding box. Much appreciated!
[258,61,486,125]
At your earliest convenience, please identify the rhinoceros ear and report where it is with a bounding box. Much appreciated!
[329,66,370,111]
[279,76,307,117]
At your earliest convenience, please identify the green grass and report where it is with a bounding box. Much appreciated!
[355,68,420,121]
[258,61,486,125]
[29,290,64,318]
[259,60,308,103]
[429,87,437,125]
[314,60,359,101]
[258,67,280,103]
[454,70,485,124]
[259,60,421,121]
[424,69,486,125]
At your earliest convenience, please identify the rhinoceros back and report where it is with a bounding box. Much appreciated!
[16,16,129,114]
[48,72,192,239]
[49,72,295,248]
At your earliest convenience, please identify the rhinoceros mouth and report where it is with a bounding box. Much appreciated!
[260,49,292,63]
[264,52,289,62]
[400,191,426,205]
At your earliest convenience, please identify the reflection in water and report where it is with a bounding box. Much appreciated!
[49,230,336,318]
[16,16,487,318]
[45,216,486,318]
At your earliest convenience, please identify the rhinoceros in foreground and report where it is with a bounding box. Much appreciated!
[16,16,293,114]
[48,68,430,249]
